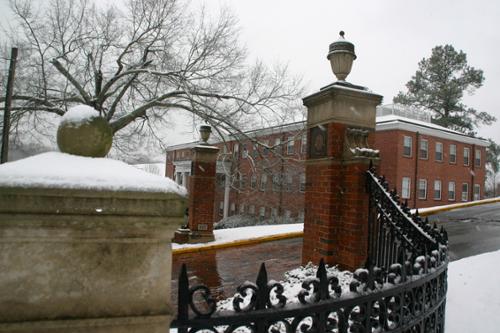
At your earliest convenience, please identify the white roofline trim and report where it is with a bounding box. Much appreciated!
[376,119,489,147]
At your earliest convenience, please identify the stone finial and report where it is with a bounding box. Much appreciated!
[327,31,357,81]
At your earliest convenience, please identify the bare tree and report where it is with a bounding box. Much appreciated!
[0,0,303,159]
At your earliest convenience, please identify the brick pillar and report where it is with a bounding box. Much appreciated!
[302,84,382,271]
[174,144,219,243]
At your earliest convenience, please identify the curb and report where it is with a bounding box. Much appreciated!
[172,198,500,254]
[172,231,303,255]
[417,197,500,217]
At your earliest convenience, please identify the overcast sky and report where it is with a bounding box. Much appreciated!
[1,0,499,145]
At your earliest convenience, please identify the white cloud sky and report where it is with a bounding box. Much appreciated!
[1,0,499,144]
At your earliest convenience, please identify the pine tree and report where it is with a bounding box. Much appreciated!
[394,45,495,135]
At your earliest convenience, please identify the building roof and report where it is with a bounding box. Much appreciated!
[376,115,489,147]
[167,108,489,151]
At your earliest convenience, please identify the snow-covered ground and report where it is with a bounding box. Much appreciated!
[172,223,303,250]
[446,249,500,332]
[173,221,500,331]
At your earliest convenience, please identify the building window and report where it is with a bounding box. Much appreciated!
[259,207,266,221]
[299,173,306,192]
[242,144,248,158]
[233,143,239,157]
[239,204,245,214]
[249,205,255,215]
[301,133,307,154]
[176,172,183,185]
[448,182,456,201]
[475,149,481,167]
[474,184,481,201]
[403,136,412,157]
[274,138,282,154]
[219,201,224,216]
[298,210,305,222]
[272,174,281,192]
[287,137,295,155]
[217,174,226,188]
[250,174,257,189]
[419,139,428,159]
[262,140,269,156]
[271,208,278,218]
[239,174,246,189]
[435,142,443,161]
[260,174,267,191]
[230,202,235,215]
[449,144,457,164]
[252,144,258,158]
[402,177,411,199]
[464,147,470,166]
[461,183,469,201]
[434,180,442,200]
[285,173,293,192]
[284,210,291,222]
[418,179,427,199]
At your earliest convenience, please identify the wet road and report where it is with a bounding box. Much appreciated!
[171,202,500,304]
[427,202,500,261]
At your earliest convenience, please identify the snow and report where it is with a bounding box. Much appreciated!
[172,223,303,250]
[0,152,187,195]
[60,105,100,125]
[446,249,500,332]
[217,262,352,311]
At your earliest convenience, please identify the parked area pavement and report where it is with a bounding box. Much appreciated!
[428,202,500,261]
[171,202,500,306]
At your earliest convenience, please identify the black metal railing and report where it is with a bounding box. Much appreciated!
[172,166,449,333]
[366,165,448,270]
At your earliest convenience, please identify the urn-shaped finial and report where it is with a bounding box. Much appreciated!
[199,125,212,144]
[327,31,357,81]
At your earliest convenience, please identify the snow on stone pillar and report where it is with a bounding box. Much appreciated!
[0,105,187,333]
[302,32,383,271]
[174,125,219,243]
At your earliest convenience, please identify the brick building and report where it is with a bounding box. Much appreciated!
[166,104,488,224]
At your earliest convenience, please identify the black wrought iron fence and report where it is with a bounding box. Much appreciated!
[365,165,448,271]
[171,166,449,333]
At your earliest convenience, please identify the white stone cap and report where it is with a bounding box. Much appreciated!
[0,152,187,195]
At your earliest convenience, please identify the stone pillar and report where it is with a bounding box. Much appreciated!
[302,84,382,271]
[0,187,186,333]
[175,144,219,243]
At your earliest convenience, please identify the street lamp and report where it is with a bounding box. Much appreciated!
[327,31,357,82]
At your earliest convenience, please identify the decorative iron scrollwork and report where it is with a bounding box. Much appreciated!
[172,165,449,333]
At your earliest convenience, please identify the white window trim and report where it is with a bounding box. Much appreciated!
[419,139,429,160]
[449,144,457,164]
[287,137,295,155]
[475,149,481,167]
[402,177,411,199]
[403,136,412,157]
[418,179,427,200]
[464,147,470,166]
[448,182,456,201]
[474,184,481,201]
[461,183,469,202]
[433,180,442,200]
[435,142,443,162]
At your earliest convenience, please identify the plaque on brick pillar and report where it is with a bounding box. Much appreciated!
[173,126,219,244]
[302,32,383,271]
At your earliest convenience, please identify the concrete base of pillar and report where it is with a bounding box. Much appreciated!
[0,315,171,333]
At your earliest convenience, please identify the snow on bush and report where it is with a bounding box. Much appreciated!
[216,262,352,312]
